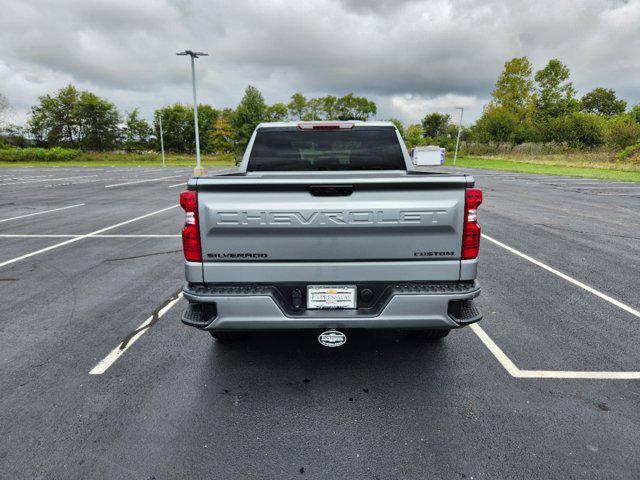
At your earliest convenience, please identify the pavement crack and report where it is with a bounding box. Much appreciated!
[104,250,181,263]
[118,289,182,351]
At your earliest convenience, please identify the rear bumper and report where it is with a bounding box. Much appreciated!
[182,281,481,331]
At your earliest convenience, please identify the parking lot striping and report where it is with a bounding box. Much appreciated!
[589,193,640,197]
[0,205,179,269]
[91,234,181,238]
[105,175,183,188]
[89,292,183,375]
[470,324,640,379]
[0,234,180,238]
[0,234,80,238]
[0,203,84,223]
[0,175,99,186]
[481,233,640,320]
[570,186,640,190]
[468,323,520,376]
[514,370,640,379]
[471,234,640,380]
[168,182,187,188]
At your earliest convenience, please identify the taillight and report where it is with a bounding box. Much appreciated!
[180,190,202,262]
[462,188,482,260]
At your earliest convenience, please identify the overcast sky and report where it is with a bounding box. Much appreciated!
[1,0,638,125]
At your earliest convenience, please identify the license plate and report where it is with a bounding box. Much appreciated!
[307,285,357,309]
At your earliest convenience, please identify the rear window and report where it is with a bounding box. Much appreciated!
[247,127,406,171]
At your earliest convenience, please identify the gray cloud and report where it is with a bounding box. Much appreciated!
[0,0,638,125]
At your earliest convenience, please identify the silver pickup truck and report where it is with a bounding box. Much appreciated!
[180,121,482,347]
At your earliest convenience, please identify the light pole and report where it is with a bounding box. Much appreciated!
[177,50,208,176]
[453,107,464,166]
[158,114,165,167]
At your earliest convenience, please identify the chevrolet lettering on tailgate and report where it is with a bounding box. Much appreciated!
[214,209,449,226]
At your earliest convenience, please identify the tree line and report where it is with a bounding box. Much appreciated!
[1,56,639,155]
[0,85,377,154]
[405,58,639,152]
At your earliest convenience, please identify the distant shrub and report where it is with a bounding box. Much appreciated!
[615,143,640,164]
[459,141,573,156]
[0,147,83,162]
[543,113,605,148]
[604,116,640,149]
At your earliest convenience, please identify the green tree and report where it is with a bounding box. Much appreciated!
[207,116,236,153]
[154,104,194,152]
[580,88,627,116]
[233,85,267,150]
[265,103,288,122]
[122,109,153,152]
[491,57,534,114]
[288,93,307,120]
[421,112,450,139]
[403,124,427,149]
[28,85,82,147]
[321,95,340,119]
[305,98,323,120]
[28,85,121,150]
[534,59,578,118]
[336,93,377,120]
[197,105,220,153]
[474,105,519,142]
[152,103,218,153]
[630,104,640,123]
[75,91,121,150]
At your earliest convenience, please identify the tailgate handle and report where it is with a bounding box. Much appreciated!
[309,184,354,196]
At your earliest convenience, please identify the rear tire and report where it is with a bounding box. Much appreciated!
[209,331,247,341]
[409,329,451,340]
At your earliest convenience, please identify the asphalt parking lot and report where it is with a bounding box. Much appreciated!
[0,165,639,479]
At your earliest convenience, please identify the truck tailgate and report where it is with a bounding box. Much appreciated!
[195,173,470,282]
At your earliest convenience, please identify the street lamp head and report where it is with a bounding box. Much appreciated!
[176,50,208,59]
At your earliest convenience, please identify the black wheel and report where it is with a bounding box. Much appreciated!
[409,329,451,340]
[209,331,247,341]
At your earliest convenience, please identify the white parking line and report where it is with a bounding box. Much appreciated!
[482,233,640,319]
[167,182,187,188]
[588,193,640,197]
[0,205,179,269]
[571,186,640,190]
[89,293,183,375]
[470,324,640,379]
[468,323,520,376]
[0,203,84,223]
[81,234,181,238]
[0,234,180,238]
[0,175,99,186]
[474,233,640,380]
[0,234,79,238]
[105,175,182,188]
